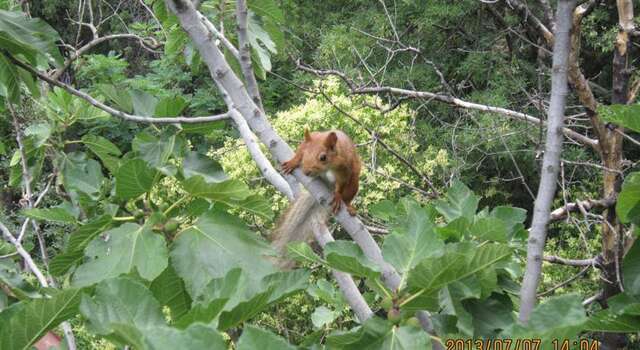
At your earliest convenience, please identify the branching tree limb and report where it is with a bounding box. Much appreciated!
[519,0,575,323]
[235,0,264,112]
[549,196,616,221]
[543,255,598,267]
[229,109,294,200]
[7,54,232,124]
[297,62,599,150]
[164,0,440,339]
[52,33,161,81]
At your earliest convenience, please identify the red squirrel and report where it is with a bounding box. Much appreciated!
[281,128,361,215]
[270,128,361,269]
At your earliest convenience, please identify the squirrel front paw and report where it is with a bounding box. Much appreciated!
[331,195,342,214]
[281,160,297,174]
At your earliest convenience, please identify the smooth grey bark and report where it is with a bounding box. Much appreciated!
[519,0,576,323]
[235,0,265,112]
[164,0,439,338]
[310,217,374,321]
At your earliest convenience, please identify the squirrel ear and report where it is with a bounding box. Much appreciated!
[304,128,311,141]
[325,132,337,150]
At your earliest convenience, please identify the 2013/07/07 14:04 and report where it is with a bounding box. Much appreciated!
[444,338,600,350]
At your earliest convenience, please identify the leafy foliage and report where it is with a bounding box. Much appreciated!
[0,0,638,348]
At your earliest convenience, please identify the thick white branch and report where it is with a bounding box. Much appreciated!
[230,110,293,200]
[235,0,264,111]
[165,0,438,337]
[519,0,576,323]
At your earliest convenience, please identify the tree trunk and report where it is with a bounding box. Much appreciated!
[519,0,576,323]
[599,2,633,348]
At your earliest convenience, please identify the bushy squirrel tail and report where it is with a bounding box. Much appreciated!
[271,190,328,269]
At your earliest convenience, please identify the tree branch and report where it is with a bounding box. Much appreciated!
[165,0,439,338]
[549,195,616,221]
[229,109,293,200]
[310,218,374,321]
[235,0,264,112]
[52,33,161,81]
[297,62,599,150]
[537,265,590,297]
[543,255,597,266]
[7,53,231,124]
[519,0,575,323]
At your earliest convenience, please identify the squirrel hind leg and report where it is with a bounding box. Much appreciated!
[346,204,357,216]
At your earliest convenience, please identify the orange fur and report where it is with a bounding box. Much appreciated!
[282,129,361,215]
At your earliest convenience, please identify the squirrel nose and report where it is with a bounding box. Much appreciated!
[304,170,311,176]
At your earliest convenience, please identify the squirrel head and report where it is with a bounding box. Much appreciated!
[301,129,338,176]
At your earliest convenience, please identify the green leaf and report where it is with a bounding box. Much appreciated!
[490,206,527,237]
[434,181,479,221]
[0,54,21,102]
[22,207,76,224]
[72,222,168,287]
[15,66,39,98]
[97,84,133,113]
[62,152,104,200]
[130,90,158,117]
[24,123,51,148]
[406,243,511,309]
[50,215,113,276]
[326,317,430,350]
[369,200,398,222]
[287,242,324,265]
[237,325,297,350]
[182,151,228,183]
[170,210,277,298]
[232,193,274,220]
[174,298,228,329]
[469,217,508,242]
[217,287,273,330]
[9,135,44,189]
[382,201,444,277]
[247,11,277,72]
[584,310,640,332]
[181,175,250,201]
[598,104,640,133]
[311,306,338,329]
[193,268,309,330]
[324,240,381,280]
[464,293,515,336]
[0,289,81,350]
[0,10,63,65]
[132,131,176,169]
[154,96,188,117]
[149,266,192,320]
[617,172,640,224]
[143,324,227,350]
[0,259,38,300]
[193,268,267,330]
[436,216,470,241]
[623,239,640,297]
[503,294,586,346]
[115,158,158,200]
[439,283,475,335]
[80,277,165,335]
[261,269,310,303]
[81,135,121,174]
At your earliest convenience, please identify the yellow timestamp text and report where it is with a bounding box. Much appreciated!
[444,338,600,350]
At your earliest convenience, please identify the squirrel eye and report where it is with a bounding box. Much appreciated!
[319,154,327,162]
